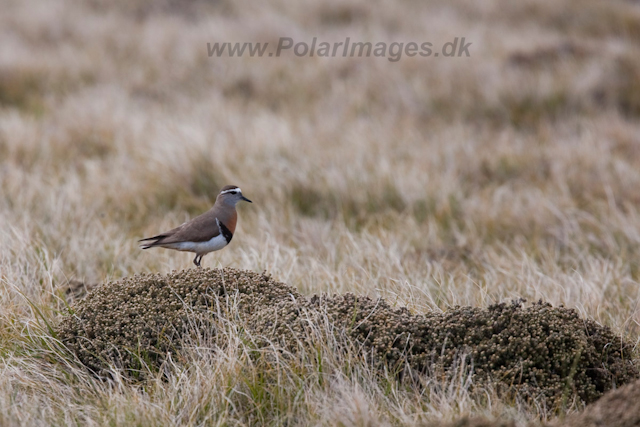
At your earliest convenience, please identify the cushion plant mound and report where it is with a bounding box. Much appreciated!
[252,292,638,406]
[432,417,517,427]
[56,268,638,406]
[549,377,640,427]
[57,268,299,376]
[421,377,640,427]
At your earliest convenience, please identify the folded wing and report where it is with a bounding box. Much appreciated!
[139,211,220,249]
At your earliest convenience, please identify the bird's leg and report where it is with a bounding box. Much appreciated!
[193,254,201,267]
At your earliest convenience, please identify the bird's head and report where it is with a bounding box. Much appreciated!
[217,185,252,206]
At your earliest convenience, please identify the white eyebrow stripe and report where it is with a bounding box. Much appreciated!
[220,188,241,194]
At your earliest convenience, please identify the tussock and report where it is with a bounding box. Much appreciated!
[57,268,638,406]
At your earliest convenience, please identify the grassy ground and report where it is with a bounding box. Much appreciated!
[1,0,640,425]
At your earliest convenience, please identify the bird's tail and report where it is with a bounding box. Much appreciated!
[138,235,167,249]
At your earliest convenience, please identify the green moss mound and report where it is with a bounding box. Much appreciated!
[56,268,638,405]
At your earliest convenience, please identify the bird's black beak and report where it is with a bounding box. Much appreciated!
[241,196,252,203]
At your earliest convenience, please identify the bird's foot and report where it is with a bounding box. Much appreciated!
[193,254,202,267]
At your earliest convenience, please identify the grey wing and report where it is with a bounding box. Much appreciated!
[139,212,220,247]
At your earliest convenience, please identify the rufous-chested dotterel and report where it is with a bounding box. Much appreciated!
[139,185,252,267]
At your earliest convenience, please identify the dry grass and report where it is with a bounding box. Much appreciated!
[1,0,640,425]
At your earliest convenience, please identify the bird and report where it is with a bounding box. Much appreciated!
[139,185,252,267]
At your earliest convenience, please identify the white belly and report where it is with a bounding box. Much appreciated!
[161,234,228,255]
